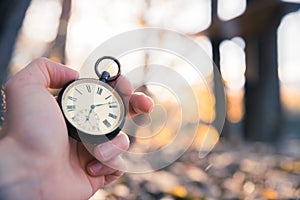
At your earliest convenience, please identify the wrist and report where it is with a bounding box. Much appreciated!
[0,136,41,200]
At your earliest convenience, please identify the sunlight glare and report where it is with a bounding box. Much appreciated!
[22,0,62,42]
[143,0,211,33]
[278,10,300,85]
[220,38,246,91]
[218,0,246,21]
[66,0,144,68]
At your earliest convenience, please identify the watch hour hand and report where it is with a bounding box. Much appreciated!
[85,105,95,122]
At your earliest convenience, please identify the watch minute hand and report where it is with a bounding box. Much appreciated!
[94,102,116,107]
[94,103,108,107]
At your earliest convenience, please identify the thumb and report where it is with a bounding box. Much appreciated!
[5,57,79,91]
[3,58,78,140]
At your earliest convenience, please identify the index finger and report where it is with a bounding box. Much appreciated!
[109,75,154,117]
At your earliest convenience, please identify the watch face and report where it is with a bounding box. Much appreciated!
[60,79,125,136]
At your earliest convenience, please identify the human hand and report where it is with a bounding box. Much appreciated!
[0,58,153,200]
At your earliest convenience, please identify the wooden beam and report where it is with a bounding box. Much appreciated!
[193,0,300,40]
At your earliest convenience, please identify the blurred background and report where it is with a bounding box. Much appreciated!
[0,0,300,199]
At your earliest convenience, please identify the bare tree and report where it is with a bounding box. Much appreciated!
[43,0,72,64]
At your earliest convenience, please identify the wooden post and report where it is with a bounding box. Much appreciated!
[244,27,281,141]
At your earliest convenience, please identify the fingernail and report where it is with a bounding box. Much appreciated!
[109,156,126,170]
[87,160,102,175]
[96,142,115,161]
[94,133,130,162]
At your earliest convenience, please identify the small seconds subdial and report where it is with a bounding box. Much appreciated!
[72,108,100,132]
[61,79,125,136]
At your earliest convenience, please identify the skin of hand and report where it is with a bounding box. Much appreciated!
[0,58,153,200]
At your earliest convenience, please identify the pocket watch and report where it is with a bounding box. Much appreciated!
[57,56,126,144]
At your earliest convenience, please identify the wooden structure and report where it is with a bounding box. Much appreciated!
[201,0,300,141]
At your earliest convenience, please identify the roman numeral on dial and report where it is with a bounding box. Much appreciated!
[75,88,82,95]
[105,95,112,100]
[103,119,111,128]
[109,104,118,108]
[97,87,103,95]
[66,105,76,112]
[68,96,77,102]
[108,113,117,119]
[86,85,91,93]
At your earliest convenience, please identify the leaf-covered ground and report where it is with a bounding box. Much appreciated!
[90,138,300,200]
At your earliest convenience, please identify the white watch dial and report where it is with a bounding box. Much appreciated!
[61,79,125,135]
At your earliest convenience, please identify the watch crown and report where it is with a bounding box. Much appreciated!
[100,71,110,83]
